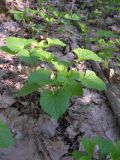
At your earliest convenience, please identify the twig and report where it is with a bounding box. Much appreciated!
[73,22,120,125]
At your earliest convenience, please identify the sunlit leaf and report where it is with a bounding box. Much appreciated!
[73,48,101,62]
[51,59,70,71]
[40,11,56,23]
[64,13,81,21]
[79,70,106,91]
[6,37,33,52]
[38,40,49,48]
[31,49,55,62]
[47,38,66,47]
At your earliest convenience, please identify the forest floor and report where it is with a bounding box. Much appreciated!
[0,1,120,160]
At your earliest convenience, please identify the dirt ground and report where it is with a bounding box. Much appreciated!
[0,1,120,160]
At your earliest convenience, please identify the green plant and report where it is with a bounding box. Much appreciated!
[73,136,120,160]
[0,37,106,120]
[10,8,40,36]
[97,39,115,69]
[0,119,14,148]
[92,0,120,18]
[90,29,118,70]
[116,38,120,46]
[10,4,81,38]
[96,30,118,39]
[116,57,120,67]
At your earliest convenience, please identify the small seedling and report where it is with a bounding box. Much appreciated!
[73,136,120,160]
[97,39,115,69]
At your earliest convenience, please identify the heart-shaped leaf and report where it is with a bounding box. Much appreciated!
[40,89,70,119]
[6,37,34,52]
[19,49,38,64]
[6,37,25,52]
[79,70,106,91]
[31,49,55,62]
[28,69,52,85]
[73,48,101,62]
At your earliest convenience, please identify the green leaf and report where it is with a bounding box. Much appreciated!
[72,151,86,160]
[0,46,16,54]
[116,38,120,45]
[111,141,120,160]
[18,83,40,97]
[0,120,14,148]
[18,49,38,64]
[49,7,63,18]
[6,37,34,52]
[96,30,118,38]
[79,70,106,91]
[72,151,90,160]
[93,136,114,157]
[56,71,68,83]
[73,48,101,62]
[78,22,87,33]
[68,70,80,81]
[28,69,52,85]
[6,37,25,52]
[40,11,56,23]
[10,10,24,21]
[79,156,90,160]
[56,70,79,84]
[26,8,38,16]
[98,51,113,60]
[47,38,66,47]
[64,82,83,97]
[31,49,55,62]
[40,89,70,119]
[20,49,39,64]
[51,59,70,71]
[82,138,95,157]
[64,13,81,21]
[38,40,49,48]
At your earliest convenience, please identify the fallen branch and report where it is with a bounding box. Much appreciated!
[73,22,120,125]
[91,61,120,124]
